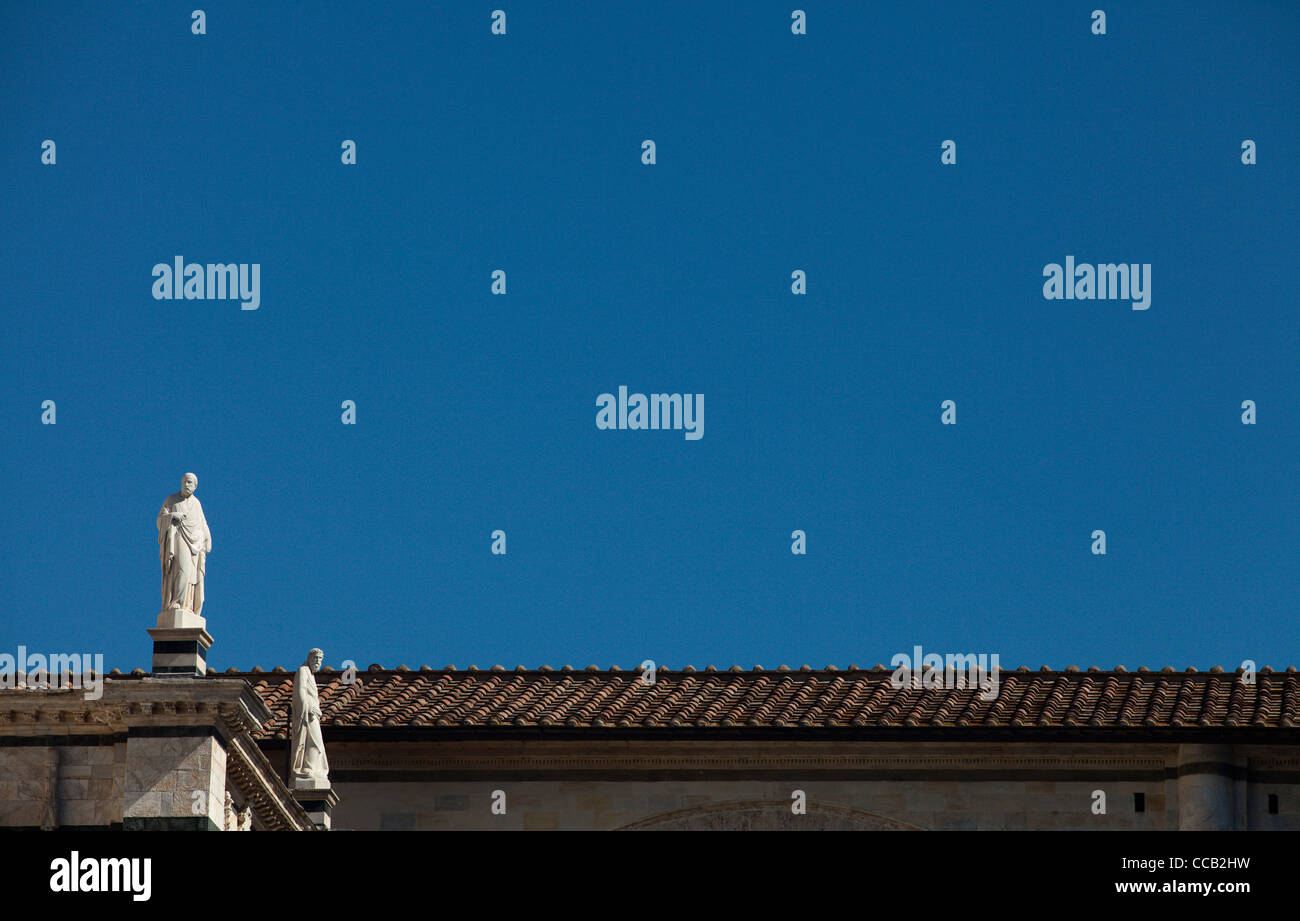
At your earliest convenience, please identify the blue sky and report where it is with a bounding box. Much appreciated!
[1,1,1296,675]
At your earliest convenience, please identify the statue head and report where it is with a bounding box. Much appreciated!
[307,648,324,672]
[180,473,198,498]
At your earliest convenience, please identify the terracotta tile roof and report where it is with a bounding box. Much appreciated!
[169,664,1300,738]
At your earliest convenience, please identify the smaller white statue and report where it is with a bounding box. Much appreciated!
[290,648,330,788]
[224,791,235,830]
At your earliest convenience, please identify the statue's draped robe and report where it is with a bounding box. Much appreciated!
[156,491,211,614]
[291,666,330,781]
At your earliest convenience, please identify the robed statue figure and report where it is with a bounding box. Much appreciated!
[156,472,212,619]
[291,648,331,787]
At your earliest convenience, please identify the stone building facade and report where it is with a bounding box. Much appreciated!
[0,677,313,830]
[3,662,1297,830]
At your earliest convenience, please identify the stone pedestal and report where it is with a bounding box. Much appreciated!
[155,608,206,630]
[147,625,213,677]
[124,722,226,830]
[292,783,338,830]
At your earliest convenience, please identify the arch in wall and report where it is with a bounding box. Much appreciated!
[617,799,925,831]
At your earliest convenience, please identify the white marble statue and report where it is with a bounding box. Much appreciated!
[290,649,331,788]
[156,472,212,622]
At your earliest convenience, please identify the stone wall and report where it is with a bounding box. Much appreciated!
[0,740,125,828]
[320,739,1300,831]
[330,778,1172,830]
[0,678,311,831]
[123,733,227,831]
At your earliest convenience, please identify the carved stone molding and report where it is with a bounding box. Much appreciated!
[322,739,1177,776]
[225,732,315,831]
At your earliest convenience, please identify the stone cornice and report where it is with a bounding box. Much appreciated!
[319,739,1179,774]
[225,731,315,831]
[0,677,271,738]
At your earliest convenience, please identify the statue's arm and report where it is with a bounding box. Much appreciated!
[156,507,173,561]
[196,501,212,552]
[307,683,322,721]
[157,503,186,534]
[294,671,315,718]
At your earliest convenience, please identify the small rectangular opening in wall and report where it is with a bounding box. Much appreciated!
[1268,794,1279,815]
[1133,792,1145,813]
